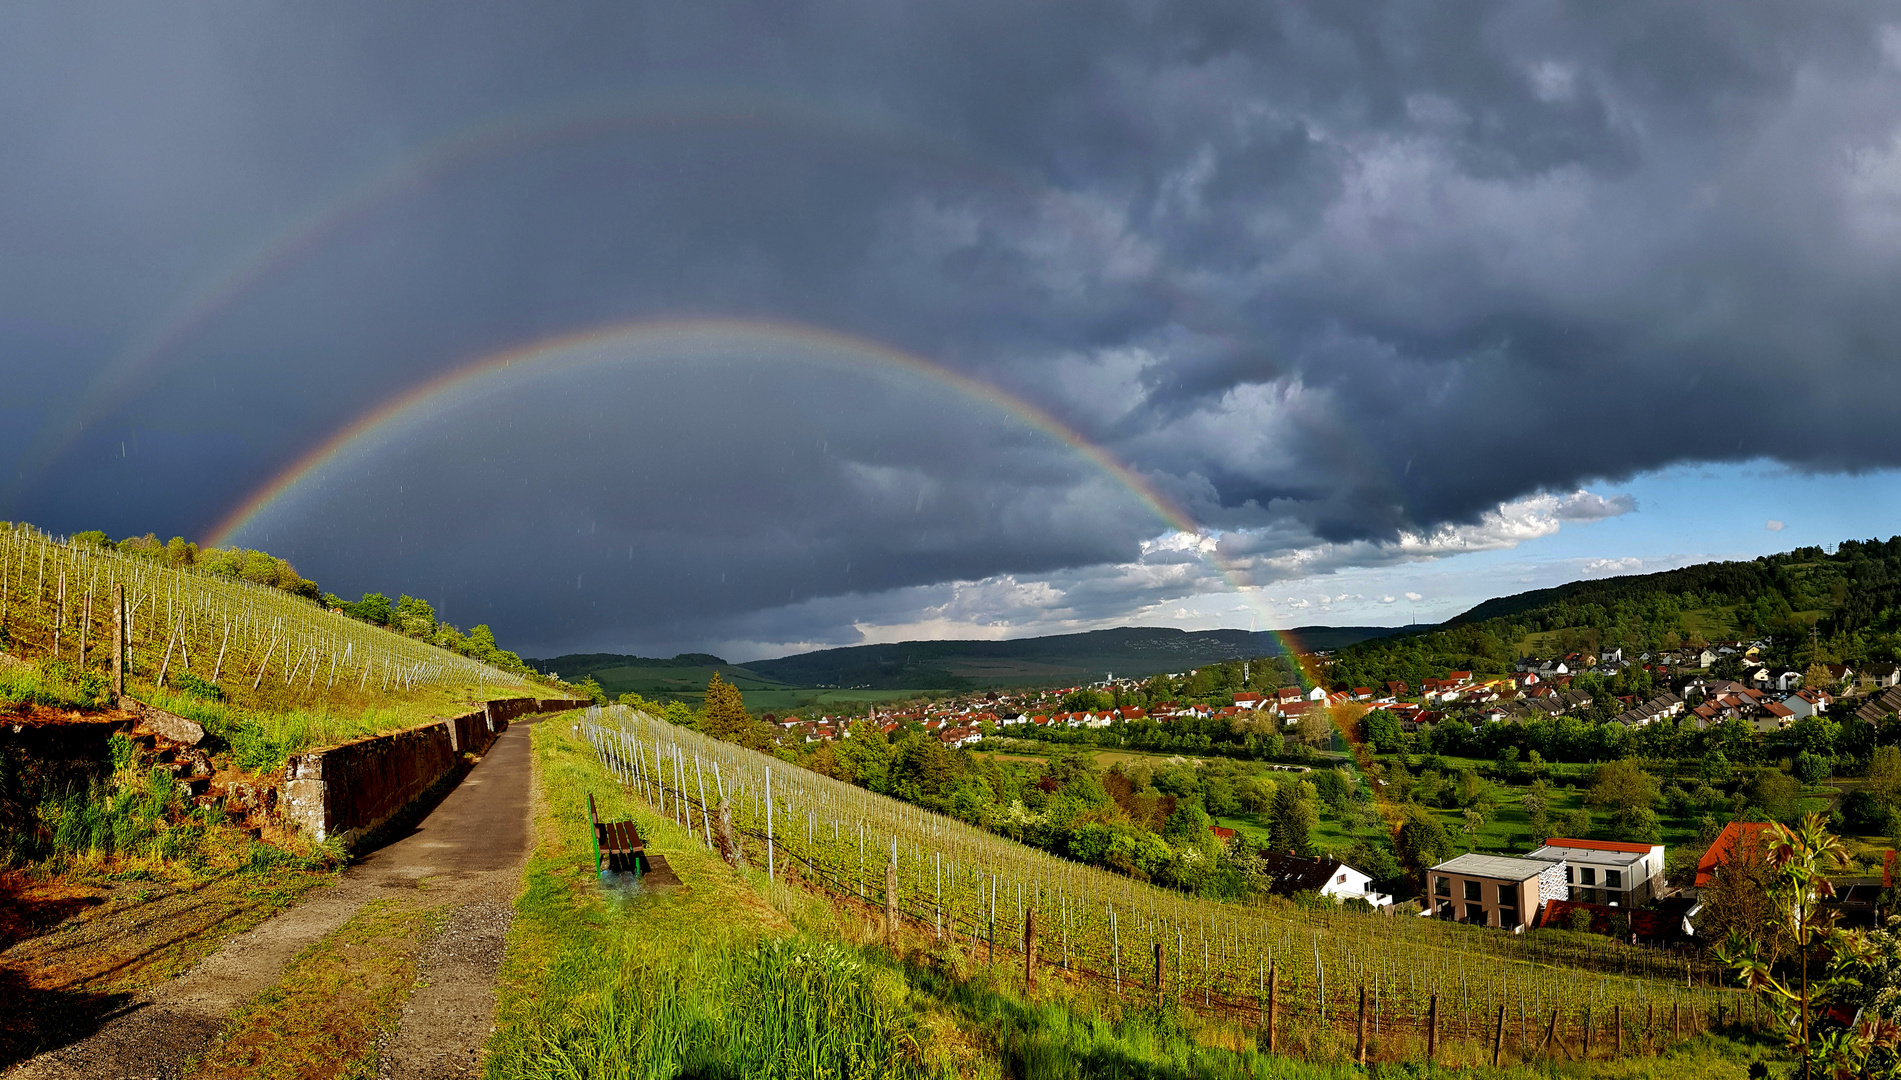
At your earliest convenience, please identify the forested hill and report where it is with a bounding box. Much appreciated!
[1327,537,1901,689]
[741,625,1401,689]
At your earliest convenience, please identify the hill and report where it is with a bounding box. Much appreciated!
[534,625,1403,699]
[524,651,796,700]
[1327,537,1901,688]
[740,624,1402,689]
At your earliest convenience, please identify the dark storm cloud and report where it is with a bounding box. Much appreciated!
[4,1,1901,652]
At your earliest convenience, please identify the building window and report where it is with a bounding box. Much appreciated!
[1465,904,1486,925]
[1435,877,1451,896]
[1499,907,1520,928]
[1565,865,1573,883]
[1463,880,1481,901]
[1497,883,1515,905]
[1581,867,1596,886]
[1337,873,1348,884]
[1606,869,1622,889]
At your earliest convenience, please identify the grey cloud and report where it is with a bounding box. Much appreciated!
[2,1,1899,652]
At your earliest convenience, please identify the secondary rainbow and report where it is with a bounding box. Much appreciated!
[208,317,1324,683]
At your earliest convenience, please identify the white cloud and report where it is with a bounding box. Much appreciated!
[1766,519,1786,531]
[1379,594,1396,604]
[1405,592,1423,601]
[1581,556,1644,575]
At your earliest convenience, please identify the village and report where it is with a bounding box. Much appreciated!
[746,637,1901,939]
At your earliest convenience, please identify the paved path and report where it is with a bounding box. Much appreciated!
[7,720,541,1080]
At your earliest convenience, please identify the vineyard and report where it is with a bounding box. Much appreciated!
[579,705,1756,1063]
[0,523,526,709]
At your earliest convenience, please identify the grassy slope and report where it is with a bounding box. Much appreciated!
[489,721,1782,1079]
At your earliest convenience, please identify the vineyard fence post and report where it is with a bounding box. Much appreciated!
[1267,963,1277,1052]
[1615,1004,1622,1057]
[1025,909,1037,994]
[1427,993,1438,1063]
[885,857,899,947]
[1492,1003,1505,1066]
[1355,986,1367,1065]
[111,583,124,699]
[1154,942,1165,1007]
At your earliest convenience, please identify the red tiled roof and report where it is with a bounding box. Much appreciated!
[1696,821,1771,888]
[1542,837,1655,854]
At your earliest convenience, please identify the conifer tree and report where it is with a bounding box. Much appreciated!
[702,673,752,742]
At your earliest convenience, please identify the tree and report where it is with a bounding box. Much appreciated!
[1700,824,1784,959]
[1361,709,1403,753]
[1804,659,1832,691]
[393,594,437,638]
[1588,758,1660,815]
[1269,783,1318,856]
[1715,815,1851,1078]
[1522,793,1550,839]
[701,673,753,743]
[1752,769,1802,820]
[1867,745,1901,810]
[1793,751,1831,786]
[1296,705,1332,749]
[1394,806,1455,883]
[1559,807,1593,838]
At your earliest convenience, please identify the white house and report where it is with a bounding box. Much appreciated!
[1260,851,1392,908]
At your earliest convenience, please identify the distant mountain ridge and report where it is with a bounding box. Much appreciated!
[535,624,1404,693]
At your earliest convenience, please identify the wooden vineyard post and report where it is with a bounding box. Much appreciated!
[1647,1002,1655,1053]
[1583,1007,1593,1059]
[1614,1004,1622,1057]
[1673,1002,1680,1041]
[1355,986,1367,1065]
[1154,942,1166,1007]
[1427,993,1438,1064]
[1492,1003,1505,1066]
[111,584,125,699]
[885,858,899,946]
[1266,964,1277,1052]
[1540,1008,1559,1060]
[1024,910,1037,994]
[764,767,775,882]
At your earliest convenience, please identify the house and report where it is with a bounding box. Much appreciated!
[1781,692,1820,721]
[1867,662,1901,689]
[1754,701,1796,733]
[1276,687,1305,708]
[1695,821,1772,888]
[1386,680,1410,697]
[1425,853,1568,931]
[1259,851,1392,908]
[1447,670,1472,683]
[1829,664,1857,684]
[1351,687,1374,701]
[1777,671,1803,692]
[1233,692,1265,710]
[1526,839,1666,907]
[1307,685,1328,702]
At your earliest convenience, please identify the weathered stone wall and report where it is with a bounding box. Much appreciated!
[282,697,588,845]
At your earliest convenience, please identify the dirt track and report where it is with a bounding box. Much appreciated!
[5,719,541,1080]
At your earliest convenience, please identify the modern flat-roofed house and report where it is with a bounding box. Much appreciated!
[1526,838,1666,906]
[1427,853,1568,931]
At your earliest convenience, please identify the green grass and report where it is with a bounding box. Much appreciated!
[492,721,1785,1079]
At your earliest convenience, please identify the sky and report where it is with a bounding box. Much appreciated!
[4,3,1901,662]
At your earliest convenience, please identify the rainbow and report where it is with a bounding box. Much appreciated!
[17,92,1229,498]
[206,317,1328,686]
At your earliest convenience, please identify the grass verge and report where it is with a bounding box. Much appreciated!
[189,898,444,1080]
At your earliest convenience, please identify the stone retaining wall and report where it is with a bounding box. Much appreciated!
[282,697,589,845]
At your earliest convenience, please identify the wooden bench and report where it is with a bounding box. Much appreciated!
[588,793,648,875]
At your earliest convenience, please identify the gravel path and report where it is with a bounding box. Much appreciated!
[5,720,540,1080]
